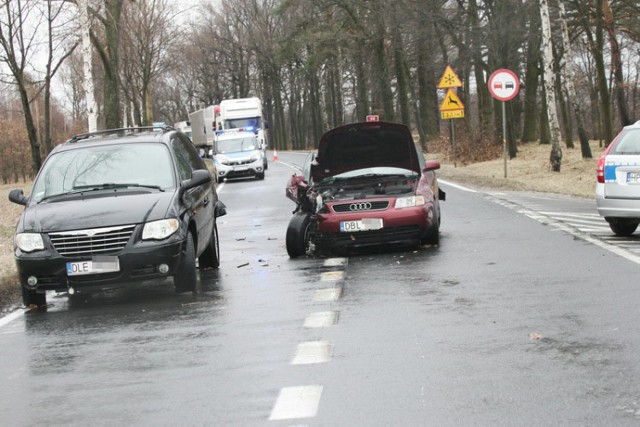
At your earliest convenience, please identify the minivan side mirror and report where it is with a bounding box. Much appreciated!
[8,189,28,206]
[181,169,212,192]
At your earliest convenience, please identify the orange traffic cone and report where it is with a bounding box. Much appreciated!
[273,148,279,162]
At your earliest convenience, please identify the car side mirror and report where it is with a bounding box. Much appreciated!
[8,189,27,206]
[181,169,212,192]
[424,160,441,172]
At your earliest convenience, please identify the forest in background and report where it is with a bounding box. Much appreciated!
[0,0,639,181]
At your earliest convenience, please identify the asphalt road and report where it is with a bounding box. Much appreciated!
[0,151,639,425]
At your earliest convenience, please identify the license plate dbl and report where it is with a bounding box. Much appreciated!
[340,218,383,232]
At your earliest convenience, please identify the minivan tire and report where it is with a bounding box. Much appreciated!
[175,232,197,293]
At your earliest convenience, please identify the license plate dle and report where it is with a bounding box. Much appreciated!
[66,256,120,276]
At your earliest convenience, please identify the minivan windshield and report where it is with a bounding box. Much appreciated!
[31,143,175,203]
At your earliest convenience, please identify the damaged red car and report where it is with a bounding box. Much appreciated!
[285,121,445,257]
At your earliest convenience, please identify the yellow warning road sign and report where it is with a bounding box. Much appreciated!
[439,88,464,111]
[437,65,462,89]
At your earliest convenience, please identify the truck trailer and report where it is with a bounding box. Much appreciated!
[188,105,220,156]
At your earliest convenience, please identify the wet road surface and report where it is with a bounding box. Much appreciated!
[1,151,640,425]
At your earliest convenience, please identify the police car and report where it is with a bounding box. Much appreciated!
[212,129,265,180]
[596,120,640,236]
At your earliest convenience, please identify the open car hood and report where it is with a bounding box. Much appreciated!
[311,122,421,182]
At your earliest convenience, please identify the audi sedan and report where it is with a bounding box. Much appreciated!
[285,121,445,257]
[596,120,640,236]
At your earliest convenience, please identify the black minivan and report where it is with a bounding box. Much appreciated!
[9,126,226,307]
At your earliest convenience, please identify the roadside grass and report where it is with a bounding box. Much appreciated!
[430,140,604,199]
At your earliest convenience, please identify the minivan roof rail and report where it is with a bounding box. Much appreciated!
[66,125,174,144]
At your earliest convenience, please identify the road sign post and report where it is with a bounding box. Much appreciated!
[488,69,520,178]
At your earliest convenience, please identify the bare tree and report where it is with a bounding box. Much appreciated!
[557,0,592,159]
[0,0,44,172]
[120,0,177,125]
[42,0,78,152]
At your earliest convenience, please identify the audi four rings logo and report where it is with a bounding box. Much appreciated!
[349,202,372,211]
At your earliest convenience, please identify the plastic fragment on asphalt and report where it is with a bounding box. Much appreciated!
[529,332,544,341]
[237,262,249,268]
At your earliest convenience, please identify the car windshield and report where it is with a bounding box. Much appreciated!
[216,137,257,153]
[611,129,640,155]
[319,167,416,185]
[31,143,175,203]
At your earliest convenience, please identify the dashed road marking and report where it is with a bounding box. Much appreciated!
[291,341,333,365]
[304,311,339,328]
[323,257,348,267]
[313,287,342,302]
[269,385,323,421]
[320,271,345,281]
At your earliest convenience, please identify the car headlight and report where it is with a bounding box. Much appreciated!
[142,219,179,240]
[250,153,259,162]
[15,233,45,253]
[215,155,229,165]
[396,195,426,208]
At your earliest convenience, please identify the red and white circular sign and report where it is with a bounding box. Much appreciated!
[488,69,520,101]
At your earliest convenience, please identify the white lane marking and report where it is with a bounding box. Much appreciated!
[277,160,302,172]
[216,181,225,193]
[0,308,25,329]
[518,206,640,266]
[323,257,348,267]
[304,311,339,328]
[313,287,342,302]
[320,271,344,282]
[540,211,601,219]
[269,385,323,421]
[438,179,477,193]
[291,341,333,365]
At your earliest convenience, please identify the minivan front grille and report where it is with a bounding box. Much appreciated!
[49,225,136,257]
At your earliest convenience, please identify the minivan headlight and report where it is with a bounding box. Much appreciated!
[15,233,45,253]
[396,195,426,208]
[142,219,179,240]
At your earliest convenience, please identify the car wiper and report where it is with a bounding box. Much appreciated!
[72,183,165,192]
[37,183,165,203]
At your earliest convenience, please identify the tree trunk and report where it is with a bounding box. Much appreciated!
[540,0,562,172]
[79,0,98,131]
[602,0,631,127]
[521,2,541,143]
[102,0,124,129]
[594,0,614,143]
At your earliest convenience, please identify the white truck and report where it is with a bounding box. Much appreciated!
[188,105,220,157]
[218,97,268,169]
[173,120,192,139]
